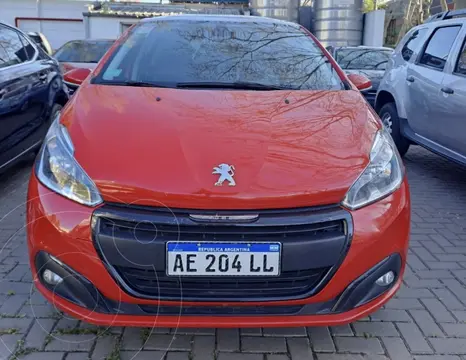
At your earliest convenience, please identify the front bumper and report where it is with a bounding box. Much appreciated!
[27,174,410,327]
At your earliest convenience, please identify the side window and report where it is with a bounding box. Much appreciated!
[401,29,428,61]
[0,25,33,68]
[454,37,466,76]
[18,33,36,60]
[419,26,461,71]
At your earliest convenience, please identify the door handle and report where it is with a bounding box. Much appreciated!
[0,89,6,98]
[441,87,454,94]
[406,75,415,82]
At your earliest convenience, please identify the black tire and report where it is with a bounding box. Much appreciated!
[378,102,410,157]
[49,103,62,125]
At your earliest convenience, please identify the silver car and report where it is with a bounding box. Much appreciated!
[375,9,466,164]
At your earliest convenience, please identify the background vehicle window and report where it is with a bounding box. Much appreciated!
[18,33,36,60]
[401,29,428,61]
[419,26,461,71]
[97,21,344,91]
[54,40,114,63]
[454,38,466,76]
[0,26,31,68]
[335,48,393,70]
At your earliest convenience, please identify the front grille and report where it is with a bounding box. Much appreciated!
[99,216,345,243]
[113,265,330,300]
[93,204,352,301]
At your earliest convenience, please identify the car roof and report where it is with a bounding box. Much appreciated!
[335,46,394,51]
[65,39,114,42]
[141,14,301,28]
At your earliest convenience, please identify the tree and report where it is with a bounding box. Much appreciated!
[395,0,433,43]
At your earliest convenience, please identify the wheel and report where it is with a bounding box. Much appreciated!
[378,102,410,157]
[49,103,63,124]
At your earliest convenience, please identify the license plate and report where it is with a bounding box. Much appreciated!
[166,242,281,276]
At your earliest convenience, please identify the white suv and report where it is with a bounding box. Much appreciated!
[375,9,466,164]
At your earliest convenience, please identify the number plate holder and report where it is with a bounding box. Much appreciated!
[166,241,281,277]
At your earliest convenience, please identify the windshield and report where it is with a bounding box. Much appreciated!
[94,20,344,90]
[335,48,393,70]
[54,40,114,63]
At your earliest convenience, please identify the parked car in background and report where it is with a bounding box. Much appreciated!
[27,32,53,56]
[27,15,410,328]
[330,46,394,107]
[53,39,114,95]
[53,39,114,73]
[376,9,466,164]
[0,22,69,172]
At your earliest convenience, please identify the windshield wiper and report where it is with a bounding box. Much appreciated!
[99,80,172,88]
[176,81,292,91]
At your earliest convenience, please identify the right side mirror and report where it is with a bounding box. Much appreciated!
[63,68,92,86]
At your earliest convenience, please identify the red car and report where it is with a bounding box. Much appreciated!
[27,15,410,328]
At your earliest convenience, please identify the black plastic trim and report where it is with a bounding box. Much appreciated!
[91,204,354,302]
[399,117,466,166]
[332,253,402,313]
[34,251,401,317]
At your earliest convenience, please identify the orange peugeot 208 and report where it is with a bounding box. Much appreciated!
[27,15,410,328]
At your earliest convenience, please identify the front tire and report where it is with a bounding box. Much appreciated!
[379,102,410,157]
[49,103,62,124]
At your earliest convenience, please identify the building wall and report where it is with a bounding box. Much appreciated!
[0,0,91,49]
[87,16,140,40]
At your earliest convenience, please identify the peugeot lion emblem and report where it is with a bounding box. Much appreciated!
[212,163,236,186]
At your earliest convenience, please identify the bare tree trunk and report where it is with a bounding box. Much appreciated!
[423,0,433,22]
[440,0,449,11]
[397,0,414,43]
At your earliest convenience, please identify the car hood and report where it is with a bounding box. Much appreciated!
[344,69,385,90]
[61,85,380,209]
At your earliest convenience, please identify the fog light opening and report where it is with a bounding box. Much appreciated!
[375,271,395,286]
[43,269,63,285]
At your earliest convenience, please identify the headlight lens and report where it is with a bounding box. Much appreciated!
[342,130,404,210]
[35,117,102,206]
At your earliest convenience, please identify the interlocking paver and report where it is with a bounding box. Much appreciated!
[334,337,384,354]
[0,146,466,359]
[409,310,444,338]
[192,335,215,360]
[308,327,335,353]
[381,337,412,360]
[143,334,192,351]
[396,322,433,354]
[45,334,95,351]
[352,322,399,337]
[91,335,118,359]
[217,329,240,352]
[241,336,287,353]
[428,338,466,354]
[24,319,56,349]
[287,337,313,358]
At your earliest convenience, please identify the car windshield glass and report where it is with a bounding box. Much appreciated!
[54,40,114,63]
[94,20,344,90]
[335,48,393,70]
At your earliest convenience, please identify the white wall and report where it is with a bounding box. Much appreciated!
[88,17,140,40]
[0,0,91,49]
[363,10,386,47]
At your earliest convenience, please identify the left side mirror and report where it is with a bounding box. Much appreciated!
[347,73,372,92]
[63,68,92,86]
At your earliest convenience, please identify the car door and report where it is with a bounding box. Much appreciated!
[436,28,466,157]
[404,25,462,142]
[0,24,53,170]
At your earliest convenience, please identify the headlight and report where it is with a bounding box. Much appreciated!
[342,130,404,210]
[35,117,102,206]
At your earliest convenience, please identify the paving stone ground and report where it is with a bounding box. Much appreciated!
[0,146,466,360]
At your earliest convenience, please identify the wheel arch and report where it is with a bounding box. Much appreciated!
[375,91,396,114]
